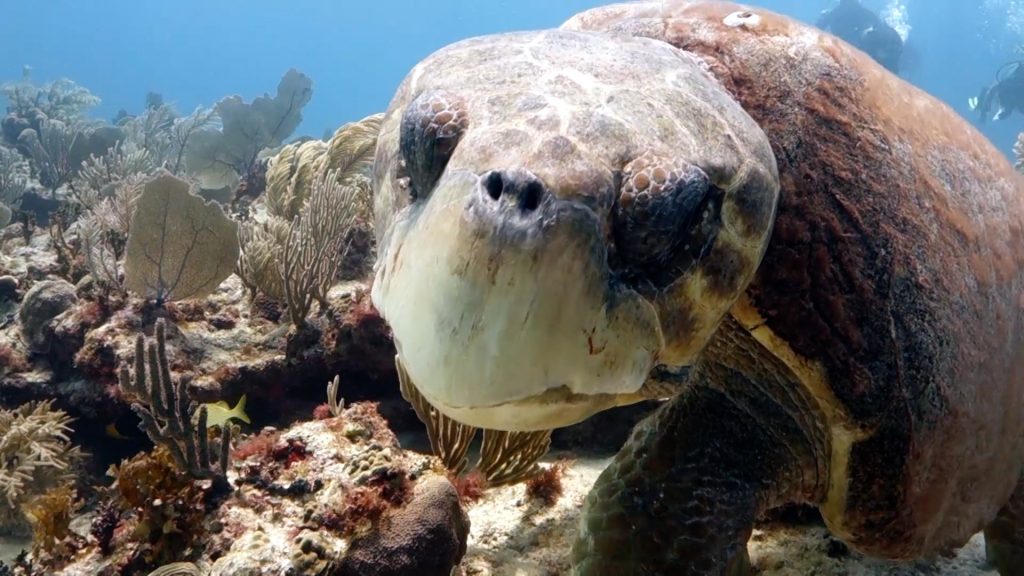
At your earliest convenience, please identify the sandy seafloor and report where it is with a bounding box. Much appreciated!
[455,453,996,576]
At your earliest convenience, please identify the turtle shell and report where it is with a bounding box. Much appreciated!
[566,1,1024,559]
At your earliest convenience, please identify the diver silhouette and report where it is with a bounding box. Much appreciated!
[970,60,1024,124]
[817,0,904,73]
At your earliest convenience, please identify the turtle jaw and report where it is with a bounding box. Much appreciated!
[371,169,664,432]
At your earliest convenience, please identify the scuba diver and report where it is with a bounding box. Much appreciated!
[969,59,1024,124]
[817,0,905,74]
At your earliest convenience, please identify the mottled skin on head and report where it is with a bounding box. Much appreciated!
[371,2,1024,575]
[372,29,778,431]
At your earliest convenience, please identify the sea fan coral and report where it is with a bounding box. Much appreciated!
[122,172,239,304]
[0,401,82,535]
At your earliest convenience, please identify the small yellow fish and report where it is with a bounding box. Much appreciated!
[203,394,251,428]
[105,422,130,441]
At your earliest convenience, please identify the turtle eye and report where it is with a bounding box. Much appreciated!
[611,152,722,291]
[399,90,469,201]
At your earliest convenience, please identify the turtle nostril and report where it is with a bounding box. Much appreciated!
[485,171,504,200]
[480,169,547,212]
[521,181,543,212]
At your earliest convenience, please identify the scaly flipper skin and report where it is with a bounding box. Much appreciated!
[574,386,762,575]
[573,317,829,575]
[986,477,1024,576]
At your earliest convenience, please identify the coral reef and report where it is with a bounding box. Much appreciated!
[6,401,470,575]
[1,62,1011,576]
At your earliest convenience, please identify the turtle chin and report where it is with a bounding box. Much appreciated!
[372,169,664,432]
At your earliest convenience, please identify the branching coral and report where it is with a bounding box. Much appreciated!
[2,71,100,124]
[264,139,328,220]
[0,401,82,535]
[118,103,178,166]
[118,319,232,490]
[281,168,362,327]
[0,145,29,208]
[78,174,146,293]
[237,169,365,327]
[236,112,380,312]
[265,112,381,222]
[18,119,79,194]
[72,140,155,204]
[235,215,290,302]
[120,104,218,177]
[327,375,344,417]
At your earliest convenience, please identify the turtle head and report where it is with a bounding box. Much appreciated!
[371,30,779,431]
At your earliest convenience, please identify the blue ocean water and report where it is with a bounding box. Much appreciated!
[1,0,1022,156]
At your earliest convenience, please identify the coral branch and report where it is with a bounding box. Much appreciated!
[118,319,232,491]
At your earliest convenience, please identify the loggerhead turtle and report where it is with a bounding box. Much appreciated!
[370,2,1024,574]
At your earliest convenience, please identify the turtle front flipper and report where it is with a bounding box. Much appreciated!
[985,477,1024,576]
[572,318,829,575]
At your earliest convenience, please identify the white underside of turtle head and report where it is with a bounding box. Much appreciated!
[373,169,664,431]
[371,29,779,432]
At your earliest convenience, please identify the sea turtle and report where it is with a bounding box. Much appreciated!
[370,2,1024,575]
